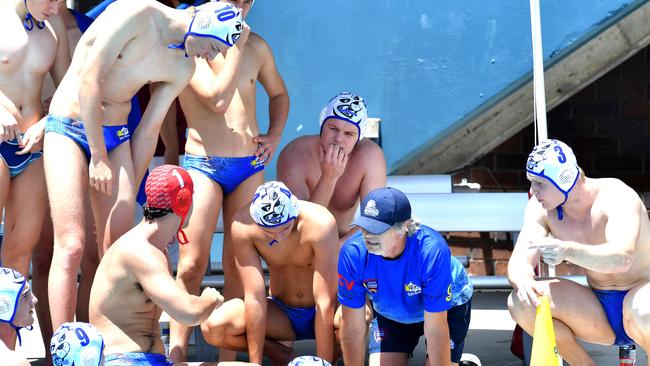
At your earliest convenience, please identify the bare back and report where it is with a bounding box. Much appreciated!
[278,135,385,236]
[0,8,62,129]
[89,231,165,355]
[49,0,193,126]
[180,32,271,157]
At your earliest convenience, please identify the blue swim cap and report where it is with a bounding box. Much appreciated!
[250,181,299,228]
[319,92,368,142]
[288,356,332,366]
[0,267,26,326]
[51,322,104,366]
[526,139,580,219]
[187,2,242,45]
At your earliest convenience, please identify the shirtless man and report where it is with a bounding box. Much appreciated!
[89,164,224,365]
[0,267,38,365]
[45,0,244,330]
[277,92,385,240]
[201,181,339,365]
[0,0,68,296]
[170,0,289,360]
[508,139,650,365]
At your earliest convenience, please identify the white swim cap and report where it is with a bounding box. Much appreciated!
[288,356,332,366]
[526,139,579,203]
[0,267,26,325]
[51,322,104,366]
[319,92,368,142]
[250,181,299,228]
[187,2,243,47]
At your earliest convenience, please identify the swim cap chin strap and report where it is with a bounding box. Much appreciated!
[23,0,45,31]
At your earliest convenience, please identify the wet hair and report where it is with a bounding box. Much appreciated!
[143,206,173,220]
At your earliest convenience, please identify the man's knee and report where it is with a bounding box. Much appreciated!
[52,235,86,270]
[507,291,533,323]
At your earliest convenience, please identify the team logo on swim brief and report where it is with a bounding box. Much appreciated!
[116,127,130,141]
[404,282,422,296]
[363,200,379,217]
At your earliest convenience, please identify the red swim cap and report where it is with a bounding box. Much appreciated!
[145,165,194,244]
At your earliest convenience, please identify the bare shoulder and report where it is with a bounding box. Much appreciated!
[279,135,318,164]
[298,201,338,241]
[596,177,642,208]
[247,32,273,56]
[231,208,257,240]
[353,139,384,159]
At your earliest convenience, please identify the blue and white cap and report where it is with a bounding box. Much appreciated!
[288,356,332,366]
[0,267,26,325]
[170,2,243,52]
[351,187,411,235]
[526,139,580,219]
[319,92,368,142]
[250,181,299,228]
[51,322,104,366]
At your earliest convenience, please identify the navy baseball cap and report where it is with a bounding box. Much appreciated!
[351,187,411,234]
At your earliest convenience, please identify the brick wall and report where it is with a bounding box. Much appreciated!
[451,46,650,276]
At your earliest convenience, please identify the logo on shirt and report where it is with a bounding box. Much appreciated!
[446,284,452,302]
[116,127,129,140]
[363,279,378,293]
[363,200,379,217]
[404,282,422,296]
[338,274,355,291]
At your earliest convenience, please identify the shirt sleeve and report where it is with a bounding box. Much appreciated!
[421,235,453,312]
[337,238,366,309]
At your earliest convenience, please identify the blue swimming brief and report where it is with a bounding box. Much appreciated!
[0,138,42,178]
[45,114,131,160]
[593,289,635,346]
[183,153,264,195]
[268,297,316,341]
[104,352,173,366]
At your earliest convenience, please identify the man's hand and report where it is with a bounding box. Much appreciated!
[16,118,46,155]
[252,132,280,165]
[514,280,550,308]
[201,287,224,309]
[319,143,347,182]
[0,104,23,143]
[528,237,572,266]
[89,155,114,195]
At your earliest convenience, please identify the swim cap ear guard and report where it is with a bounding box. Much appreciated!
[526,139,580,220]
[144,165,194,244]
[23,0,45,31]
[319,92,368,143]
[0,267,29,345]
[169,2,243,54]
[51,322,104,366]
[250,181,300,228]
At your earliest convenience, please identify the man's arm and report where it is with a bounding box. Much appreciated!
[47,15,71,86]
[232,222,267,365]
[276,140,311,200]
[532,185,641,273]
[252,35,289,164]
[189,25,249,114]
[132,79,191,186]
[311,213,339,362]
[77,5,143,195]
[129,246,222,325]
[340,305,366,366]
[423,311,450,366]
[507,198,550,307]
[359,143,387,199]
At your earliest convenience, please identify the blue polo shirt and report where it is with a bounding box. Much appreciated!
[338,225,456,324]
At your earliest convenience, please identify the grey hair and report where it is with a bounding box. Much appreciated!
[391,218,421,237]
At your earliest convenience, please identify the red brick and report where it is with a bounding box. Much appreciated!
[494,260,509,276]
[468,260,489,276]
[450,246,471,257]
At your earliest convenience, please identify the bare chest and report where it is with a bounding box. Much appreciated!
[0,20,56,81]
[549,215,607,244]
[256,237,314,267]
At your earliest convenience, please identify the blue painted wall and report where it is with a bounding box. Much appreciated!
[248,0,643,178]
